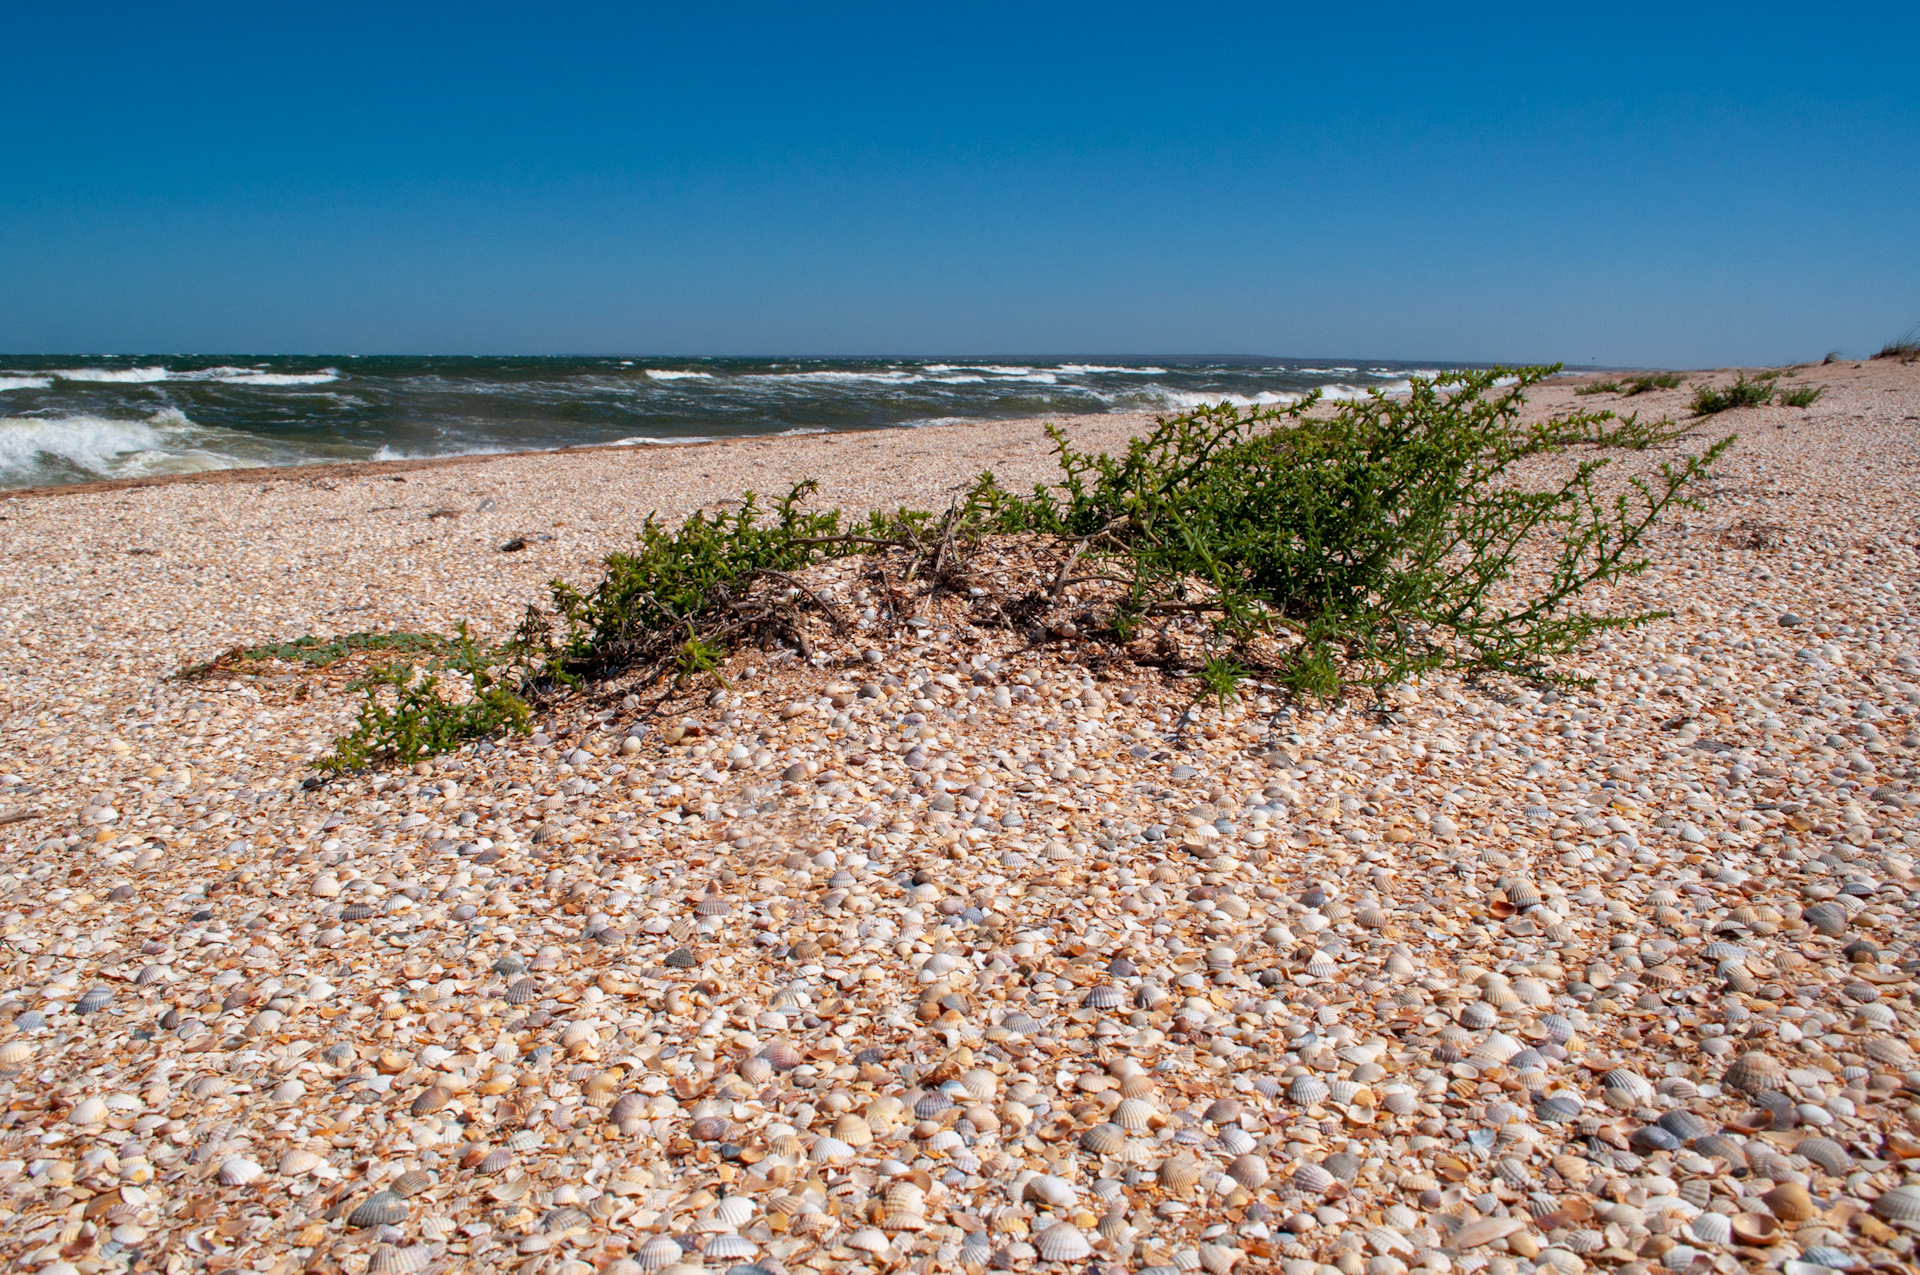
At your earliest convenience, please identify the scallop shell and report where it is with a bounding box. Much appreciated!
[1287,1075,1329,1107]
[0,1041,35,1067]
[367,1245,429,1275]
[961,1067,998,1101]
[1158,1155,1202,1194]
[279,1149,324,1176]
[76,987,114,1014]
[1761,1182,1814,1222]
[1226,1154,1268,1189]
[1291,1162,1335,1194]
[1025,1174,1076,1208]
[704,1234,758,1260]
[809,1135,854,1164]
[478,1149,513,1174]
[218,1156,264,1187]
[390,1169,434,1197]
[1081,1123,1127,1156]
[832,1113,873,1146]
[846,1227,891,1254]
[1871,1185,1920,1226]
[1797,1135,1854,1175]
[611,1093,647,1125]
[348,1191,409,1228]
[1034,1223,1092,1262]
[1602,1068,1654,1103]
[761,1040,802,1071]
[1083,984,1126,1010]
[1113,1096,1157,1131]
[1685,1214,1732,1247]
[1866,1036,1916,1069]
[1724,1052,1785,1094]
[635,1236,685,1270]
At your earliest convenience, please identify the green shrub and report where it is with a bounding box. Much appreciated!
[1574,380,1622,396]
[315,365,1731,763]
[319,625,529,771]
[1691,375,1775,416]
[994,368,1730,694]
[1575,372,1682,398]
[1777,384,1824,408]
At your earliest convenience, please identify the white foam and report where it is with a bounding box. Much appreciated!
[52,366,169,383]
[750,370,924,385]
[215,370,340,386]
[1054,364,1167,375]
[1142,389,1306,411]
[0,408,267,486]
[644,369,714,381]
[605,435,718,446]
[0,376,52,392]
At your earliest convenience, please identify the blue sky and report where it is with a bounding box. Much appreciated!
[2,3,1914,365]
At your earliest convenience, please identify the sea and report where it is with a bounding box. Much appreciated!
[0,355,1480,490]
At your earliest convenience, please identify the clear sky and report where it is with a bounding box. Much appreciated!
[3,3,1914,366]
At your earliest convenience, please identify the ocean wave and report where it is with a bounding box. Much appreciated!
[1054,364,1167,375]
[749,370,925,384]
[52,366,169,383]
[214,370,340,386]
[0,408,270,487]
[607,435,718,446]
[367,443,515,462]
[0,376,53,392]
[644,369,714,381]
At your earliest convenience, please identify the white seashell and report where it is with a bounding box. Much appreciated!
[711,1195,756,1228]
[634,1235,684,1270]
[1113,1096,1158,1131]
[218,1156,265,1187]
[1035,1223,1093,1262]
[846,1227,891,1254]
[279,1149,324,1176]
[1025,1174,1077,1208]
[1686,1214,1731,1246]
[810,1135,854,1164]
[68,1097,108,1125]
[704,1234,758,1260]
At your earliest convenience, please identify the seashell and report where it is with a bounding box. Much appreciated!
[1678,1178,1712,1208]
[664,947,696,969]
[76,987,113,1014]
[543,1204,590,1234]
[1158,1155,1202,1194]
[1215,1125,1256,1155]
[367,1245,429,1275]
[1459,1001,1498,1030]
[1686,1213,1732,1247]
[1693,1134,1747,1168]
[1724,1052,1785,1094]
[832,1112,873,1146]
[1380,1086,1418,1117]
[1204,1096,1243,1123]
[1114,1096,1157,1131]
[1870,1185,1920,1226]
[1287,1075,1329,1107]
[390,1169,434,1197]
[1730,1212,1780,1245]
[1081,1123,1126,1156]
[348,1191,409,1228]
[1854,1002,1897,1030]
[1291,1162,1335,1194]
[1025,1174,1076,1208]
[611,1093,648,1125]
[761,1040,802,1071]
[1494,1156,1530,1189]
[913,1089,953,1120]
[478,1149,513,1174]
[1760,1182,1814,1222]
[961,1067,997,1101]
[635,1235,685,1270]
[1198,1244,1241,1275]
[1796,1135,1853,1175]
[1602,1068,1653,1103]
[504,978,538,1005]
[1656,1109,1710,1142]
[1866,1036,1916,1069]
[704,1234,758,1260]
[1035,1223,1092,1262]
[1322,1151,1361,1182]
[506,1128,543,1153]
[1119,1072,1157,1098]
[810,1135,854,1164]
[1226,1154,1269,1189]
[218,1156,264,1186]
[68,1097,108,1125]
[691,1116,728,1142]
[695,895,731,916]
[738,1054,774,1086]
[1083,983,1126,1010]
[846,1227,891,1254]
[279,1149,324,1176]
[1801,901,1847,936]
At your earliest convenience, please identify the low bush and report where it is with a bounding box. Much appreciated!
[1692,375,1776,416]
[1876,324,1920,362]
[1575,372,1683,398]
[1777,384,1824,409]
[312,365,1731,766]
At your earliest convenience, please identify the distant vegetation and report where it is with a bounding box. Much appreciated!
[1693,374,1780,416]
[1575,372,1685,397]
[1878,323,1920,363]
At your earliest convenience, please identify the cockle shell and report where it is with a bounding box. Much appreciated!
[1034,1223,1092,1262]
[218,1156,264,1186]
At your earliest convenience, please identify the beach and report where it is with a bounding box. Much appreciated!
[3,358,1920,1273]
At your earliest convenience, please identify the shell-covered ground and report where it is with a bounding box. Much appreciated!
[3,360,1920,1275]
